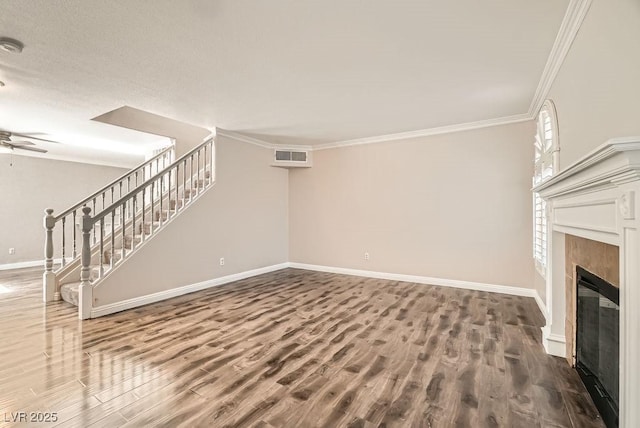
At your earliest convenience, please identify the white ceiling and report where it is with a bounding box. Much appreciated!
[0,0,569,156]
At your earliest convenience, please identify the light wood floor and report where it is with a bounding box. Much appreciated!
[0,267,604,427]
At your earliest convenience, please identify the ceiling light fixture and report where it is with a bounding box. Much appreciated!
[0,38,24,54]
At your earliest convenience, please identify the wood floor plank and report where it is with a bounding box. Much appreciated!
[0,267,606,427]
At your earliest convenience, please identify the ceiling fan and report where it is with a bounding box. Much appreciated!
[0,131,60,154]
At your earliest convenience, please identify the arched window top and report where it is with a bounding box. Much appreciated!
[533,99,559,274]
[534,99,559,185]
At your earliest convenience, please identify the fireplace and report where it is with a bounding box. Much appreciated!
[576,266,619,428]
[532,137,640,427]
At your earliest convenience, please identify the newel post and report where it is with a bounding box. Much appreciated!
[78,206,93,320]
[43,208,56,302]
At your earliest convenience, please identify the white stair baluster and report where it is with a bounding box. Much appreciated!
[150,181,155,234]
[61,217,66,266]
[132,195,136,251]
[183,159,187,203]
[72,210,77,259]
[190,155,194,203]
[43,208,55,302]
[99,218,104,278]
[141,186,146,242]
[92,198,96,244]
[159,176,163,227]
[175,164,179,213]
[110,211,115,268]
[121,202,126,261]
[79,206,92,320]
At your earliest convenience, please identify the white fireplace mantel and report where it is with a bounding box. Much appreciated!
[533,137,640,428]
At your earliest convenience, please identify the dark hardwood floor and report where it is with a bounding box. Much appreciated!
[0,267,604,427]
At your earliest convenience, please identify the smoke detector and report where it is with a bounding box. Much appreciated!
[0,38,24,54]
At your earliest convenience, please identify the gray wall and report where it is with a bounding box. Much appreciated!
[0,155,128,265]
[289,121,536,289]
[93,135,289,305]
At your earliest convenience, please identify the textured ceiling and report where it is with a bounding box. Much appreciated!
[0,0,568,156]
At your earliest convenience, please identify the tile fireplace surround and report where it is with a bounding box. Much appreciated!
[534,137,640,428]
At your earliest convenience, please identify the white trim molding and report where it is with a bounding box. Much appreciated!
[90,263,289,318]
[534,137,640,197]
[528,0,593,116]
[313,114,532,151]
[91,260,548,326]
[288,262,542,299]
[534,292,548,321]
[216,129,278,149]
[0,259,44,271]
[216,129,313,152]
[218,115,532,153]
[542,326,567,357]
[0,258,66,271]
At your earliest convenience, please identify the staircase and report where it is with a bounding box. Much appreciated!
[43,138,215,319]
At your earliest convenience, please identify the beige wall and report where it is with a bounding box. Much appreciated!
[93,135,289,306]
[547,0,640,169]
[0,155,128,265]
[289,121,536,289]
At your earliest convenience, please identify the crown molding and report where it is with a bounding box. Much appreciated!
[313,113,532,151]
[216,129,313,152]
[219,0,595,157]
[219,114,532,152]
[216,129,276,149]
[528,0,593,117]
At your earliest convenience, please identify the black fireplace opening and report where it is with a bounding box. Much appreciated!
[576,266,619,428]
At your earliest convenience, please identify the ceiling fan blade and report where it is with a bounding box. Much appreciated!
[12,133,62,144]
[15,145,48,153]
[9,140,35,146]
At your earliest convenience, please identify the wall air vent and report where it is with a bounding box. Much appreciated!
[272,149,312,168]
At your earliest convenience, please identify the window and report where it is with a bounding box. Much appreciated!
[533,100,559,275]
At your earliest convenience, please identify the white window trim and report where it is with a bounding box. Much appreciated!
[533,99,559,277]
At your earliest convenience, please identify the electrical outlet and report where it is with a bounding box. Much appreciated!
[8,248,15,255]
[364,252,370,260]
[219,257,225,266]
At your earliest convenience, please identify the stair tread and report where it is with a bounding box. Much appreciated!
[91,263,113,271]
[60,281,81,306]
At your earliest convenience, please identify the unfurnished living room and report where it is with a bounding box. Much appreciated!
[0,1,638,427]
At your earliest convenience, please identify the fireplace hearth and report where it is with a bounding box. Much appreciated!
[576,266,619,428]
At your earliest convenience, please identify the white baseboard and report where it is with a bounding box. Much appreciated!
[533,292,549,321]
[0,260,43,271]
[89,260,548,327]
[542,326,567,358]
[288,262,541,298]
[90,262,289,318]
[0,258,65,271]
